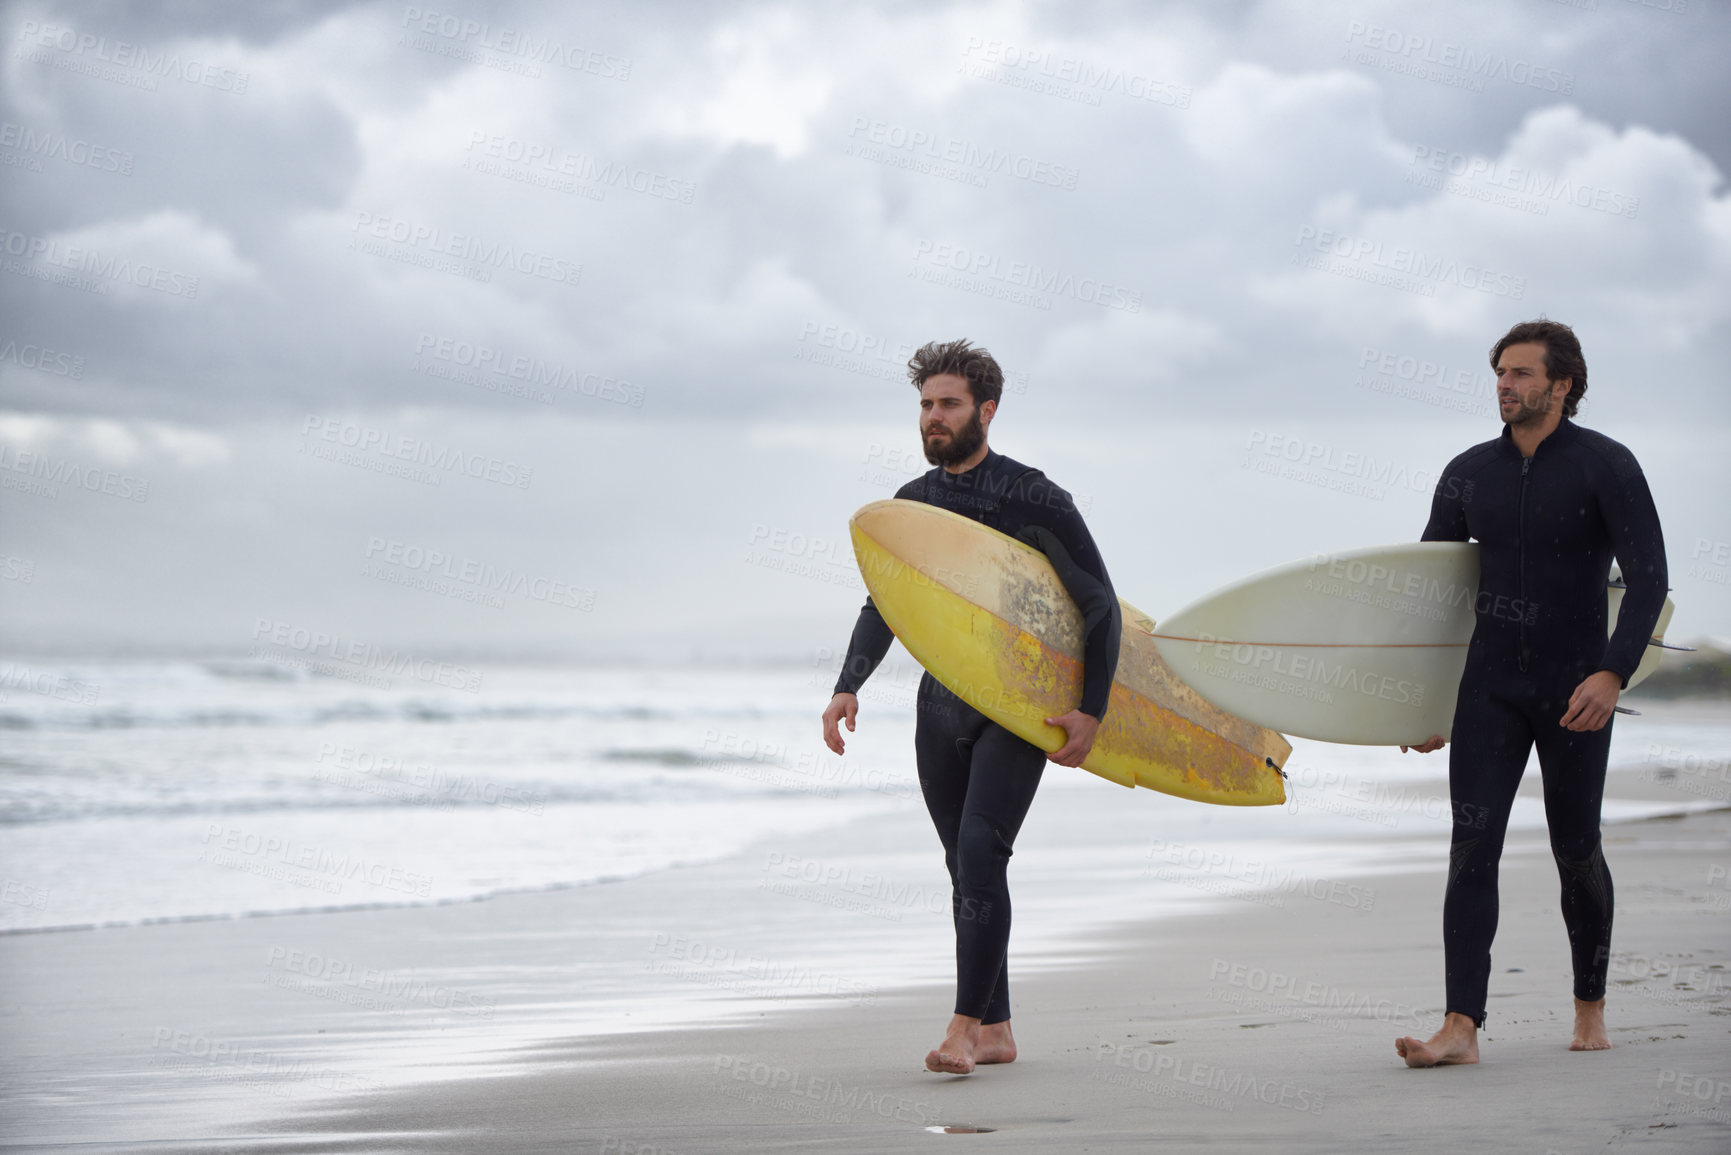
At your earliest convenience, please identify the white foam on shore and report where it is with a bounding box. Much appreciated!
[0,660,922,933]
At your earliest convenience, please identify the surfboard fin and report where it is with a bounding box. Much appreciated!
[1646,638,1696,652]
[1607,576,1674,592]
[1613,705,1641,716]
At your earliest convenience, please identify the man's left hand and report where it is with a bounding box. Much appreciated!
[1560,670,1622,732]
[1044,709,1100,767]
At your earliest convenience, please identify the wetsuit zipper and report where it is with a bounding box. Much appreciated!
[1517,455,1531,672]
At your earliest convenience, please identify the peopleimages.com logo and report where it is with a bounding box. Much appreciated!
[1292,226,1525,299]
[910,239,1142,312]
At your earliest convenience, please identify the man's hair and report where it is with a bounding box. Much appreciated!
[907,339,1004,408]
[1490,319,1587,418]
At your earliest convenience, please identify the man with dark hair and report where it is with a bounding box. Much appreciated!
[820,338,1120,1074]
[1490,319,1589,417]
[1395,319,1667,1067]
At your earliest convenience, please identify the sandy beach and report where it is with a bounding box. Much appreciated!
[4,737,1728,1153]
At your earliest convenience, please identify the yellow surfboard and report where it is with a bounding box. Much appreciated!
[850,500,1290,806]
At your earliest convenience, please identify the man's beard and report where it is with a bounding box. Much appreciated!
[922,406,986,466]
[1500,391,1552,426]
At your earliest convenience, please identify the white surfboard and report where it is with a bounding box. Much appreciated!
[1609,575,1676,688]
[1147,543,1676,746]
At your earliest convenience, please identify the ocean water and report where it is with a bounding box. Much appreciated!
[0,658,921,934]
[0,655,1724,942]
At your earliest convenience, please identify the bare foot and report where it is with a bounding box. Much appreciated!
[974,1020,1017,1065]
[1570,998,1610,1051]
[925,1013,982,1074]
[1395,1012,1480,1067]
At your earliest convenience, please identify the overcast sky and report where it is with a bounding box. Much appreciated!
[2,0,1727,663]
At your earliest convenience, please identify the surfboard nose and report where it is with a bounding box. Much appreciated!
[850,499,989,592]
[847,499,903,557]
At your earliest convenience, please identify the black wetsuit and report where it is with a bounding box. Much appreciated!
[834,449,1120,1024]
[1422,417,1666,1025]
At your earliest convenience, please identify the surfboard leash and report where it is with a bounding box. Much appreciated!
[1144,631,1468,650]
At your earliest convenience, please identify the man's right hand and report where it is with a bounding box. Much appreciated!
[1401,735,1446,754]
[822,693,859,755]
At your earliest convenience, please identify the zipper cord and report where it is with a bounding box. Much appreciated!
[1517,456,1531,673]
